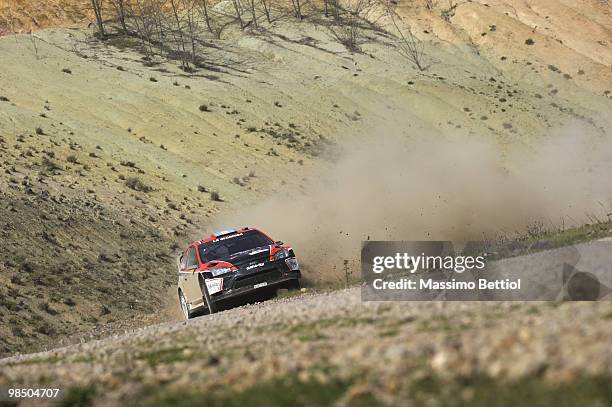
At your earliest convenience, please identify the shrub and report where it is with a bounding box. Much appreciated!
[210,191,223,202]
[120,160,136,168]
[62,68,72,74]
[199,104,210,112]
[35,127,45,135]
[42,157,62,171]
[125,177,152,192]
[67,155,79,164]
[0,96,9,102]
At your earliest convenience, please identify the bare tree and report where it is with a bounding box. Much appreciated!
[329,20,361,51]
[196,0,227,39]
[232,0,245,28]
[29,31,40,59]
[151,0,169,55]
[90,0,106,37]
[327,0,379,52]
[384,3,427,71]
[260,0,272,22]
[199,0,214,33]
[124,0,159,58]
[290,0,302,19]
[109,0,128,32]
[183,0,201,63]
[330,0,340,20]
[248,0,258,27]
[169,0,191,69]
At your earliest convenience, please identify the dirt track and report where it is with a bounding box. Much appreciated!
[1,279,612,405]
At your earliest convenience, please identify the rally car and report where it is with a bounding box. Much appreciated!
[177,227,301,319]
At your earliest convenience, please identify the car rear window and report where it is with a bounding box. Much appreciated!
[198,230,272,263]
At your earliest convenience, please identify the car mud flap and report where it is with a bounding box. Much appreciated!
[200,275,218,314]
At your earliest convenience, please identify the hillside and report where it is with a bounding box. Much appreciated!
[0,0,91,34]
[0,0,611,360]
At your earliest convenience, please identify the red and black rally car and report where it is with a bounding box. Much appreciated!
[177,227,301,319]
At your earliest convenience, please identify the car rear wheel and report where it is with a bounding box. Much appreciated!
[179,290,194,320]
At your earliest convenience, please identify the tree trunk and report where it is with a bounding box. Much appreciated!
[261,0,271,23]
[291,0,302,19]
[200,0,213,33]
[233,0,244,28]
[170,0,189,70]
[117,0,127,32]
[90,0,106,37]
[250,0,258,27]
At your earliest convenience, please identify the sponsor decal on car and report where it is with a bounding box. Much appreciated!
[205,278,224,294]
[246,262,264,270]
[212,233,243,242]
[254,282,268,289]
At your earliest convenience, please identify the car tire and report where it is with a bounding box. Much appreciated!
[179,290,194,320]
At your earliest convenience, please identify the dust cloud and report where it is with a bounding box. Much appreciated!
[216,125,612,283]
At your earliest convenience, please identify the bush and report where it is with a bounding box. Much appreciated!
[0,96,9,102]
[42,157,62,172]
[199,104,210,112]
[120,160,136,168]
[62,68,72,74]
[35,127,45,135]
[125,177,152,193]
[210,191,223,202]
[67,155,79,164]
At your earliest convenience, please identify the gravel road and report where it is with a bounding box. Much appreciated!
[2,285,612,406]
